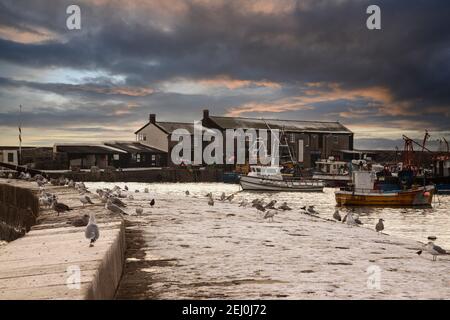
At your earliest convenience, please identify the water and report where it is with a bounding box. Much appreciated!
[86,182,450,299]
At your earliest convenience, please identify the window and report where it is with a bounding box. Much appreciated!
[7,152,14,162]
[136,154,141,162]
[333,136,339,143]
[290,133,295,143]
[151,155,156,161]
[143,135,147,141]
[113,154,119,160]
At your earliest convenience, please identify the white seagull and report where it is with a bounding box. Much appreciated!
[85,213,99,247]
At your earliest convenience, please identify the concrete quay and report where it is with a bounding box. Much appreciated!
[0,179,125,300]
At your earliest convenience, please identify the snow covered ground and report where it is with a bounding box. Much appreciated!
[84,182,450,299]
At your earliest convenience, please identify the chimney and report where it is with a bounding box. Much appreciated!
[149,114,156,124]
[203,109,210,119]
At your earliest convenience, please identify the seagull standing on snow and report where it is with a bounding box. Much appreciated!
[85,213,99,247]
[417,241,448,261]
[307,206,318,215]
[278,202,292,211]
[79,195,94,206]
[333,209,342,222]
[150,199,155,207]
[239,199,249,207]
[226,194,234,202]
[106,199,128,215]
[375,219,384,234]
[255,203,266,216]
[265,200,277,209]
[263,210,277,222]
[345,212,356,227]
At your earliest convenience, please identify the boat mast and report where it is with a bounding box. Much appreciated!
[262,119,296,166]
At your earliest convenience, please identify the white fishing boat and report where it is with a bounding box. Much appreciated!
[239,166,324,192]
[312,158,351,187]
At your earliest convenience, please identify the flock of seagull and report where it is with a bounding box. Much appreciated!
[201,190,449,261]
[6,173,157,248]
[1,171,449,260]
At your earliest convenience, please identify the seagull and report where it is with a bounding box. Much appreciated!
[135,190,140,193]
[150,199,155,207]
[239,199,249,207]
[68,214,90,227]
[252,199,264,207]
[333,209,342,222]
[226,194,234,202]
[354,215,363,225]
[265,200,277,209]
[106,200,128,215]
[220,192,226,201]
[205,192,212,198]
[345,212,356,227]
[85,213,99,247]
[144,188,149,193]
[124,185,129,191]
[52,200,72,216]
[185,190,190,196]
[278,202,292,211]
[307,206,318,215]
[208,198,214,206]
[128,195,134,200]
[417,241,448,261]
[375,219,384,234]
[109,197,127,208]
[263,210,277,222]
[136,207,143,215]
[252,198,261,205]
[79,195,94,206]
[255,203,266,214]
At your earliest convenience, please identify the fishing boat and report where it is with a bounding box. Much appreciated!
[239,166,324,192]
[335,170,435,207]
[312,157,351,187]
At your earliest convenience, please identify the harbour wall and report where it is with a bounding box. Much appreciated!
[0,179,126,300]
[0,182,39,241]
[46,167,227,183]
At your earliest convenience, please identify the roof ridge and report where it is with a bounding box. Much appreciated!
[209,114,342,124]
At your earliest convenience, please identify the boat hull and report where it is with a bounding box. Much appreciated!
[335,186,435,207]
[240,175,324,192]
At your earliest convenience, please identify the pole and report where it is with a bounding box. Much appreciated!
[18,105,22,165]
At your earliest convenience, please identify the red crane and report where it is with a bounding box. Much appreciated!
[402,130,431,173]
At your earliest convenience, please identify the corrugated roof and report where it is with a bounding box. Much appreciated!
[104,141,166,153]
[55,144,127,154]
[208,116,352,133]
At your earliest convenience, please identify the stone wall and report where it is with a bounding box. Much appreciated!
[46,167,224,183]
[0,183,39,241]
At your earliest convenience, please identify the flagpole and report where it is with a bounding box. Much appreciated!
[19,105,22,165]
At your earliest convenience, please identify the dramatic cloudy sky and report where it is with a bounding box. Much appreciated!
[0,0,449,149]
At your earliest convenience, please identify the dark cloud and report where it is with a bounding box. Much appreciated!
[0,0,449,146]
